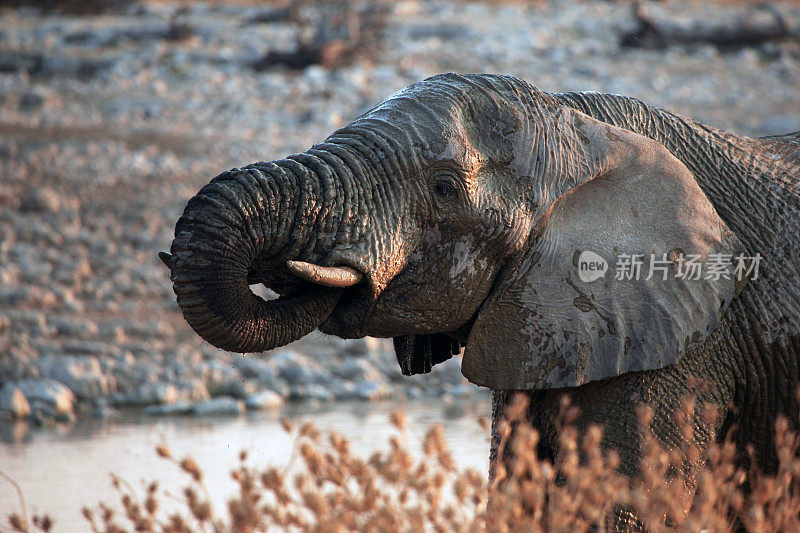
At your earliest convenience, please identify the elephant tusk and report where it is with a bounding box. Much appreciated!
[286,260,363,288]
[158,251,172,269]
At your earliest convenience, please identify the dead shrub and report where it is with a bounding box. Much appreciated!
[6,394,800,532]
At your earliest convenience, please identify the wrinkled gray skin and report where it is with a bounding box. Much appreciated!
[165,74,800,510]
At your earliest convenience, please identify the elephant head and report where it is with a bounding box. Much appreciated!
[164,73,744,390]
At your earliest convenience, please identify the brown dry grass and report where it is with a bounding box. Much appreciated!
[6,393,800,532]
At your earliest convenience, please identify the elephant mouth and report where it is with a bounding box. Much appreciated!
[320,283,379,338]
[254,260,377,339]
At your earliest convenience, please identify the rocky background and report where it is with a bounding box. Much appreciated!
[1,0,799,425]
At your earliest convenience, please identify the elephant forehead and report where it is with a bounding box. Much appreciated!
[435,134,483,175]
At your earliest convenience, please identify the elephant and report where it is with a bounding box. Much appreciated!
[161,73,800,514]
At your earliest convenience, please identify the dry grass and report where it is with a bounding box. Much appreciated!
[6,394,800,532]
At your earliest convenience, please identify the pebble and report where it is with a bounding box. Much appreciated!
[3,379,76,420]
[0,314,12,333]
[18,90,45,110]
[331,359,384,383]
[53,317,99,338]
[328,381,358,400]
[113,361,160,392]
[115,382,179,406]
[0,385,32,419]
[91,401,118,419]
[199,359,243,396]
[244,390,284,410]
[288,384,334,402]
[233,355,275,379]
[215,379,258,399]
[174,379,211,402]
[353,381,390,401]
[192,396,245,416]
[35,355,109,400]
[144,401,194,416]
[19,188,61,213]
[272,351,332,387]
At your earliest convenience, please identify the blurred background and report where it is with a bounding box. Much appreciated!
[0,0,798,527]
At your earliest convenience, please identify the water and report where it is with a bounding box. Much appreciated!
[0,399,491,531]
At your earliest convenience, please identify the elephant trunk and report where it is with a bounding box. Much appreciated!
[167,157,356,353]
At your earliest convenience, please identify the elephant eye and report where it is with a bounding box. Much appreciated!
[433,178,457,198]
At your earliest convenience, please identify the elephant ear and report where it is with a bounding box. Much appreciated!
[462,109,748,390]
[393,334,461,376]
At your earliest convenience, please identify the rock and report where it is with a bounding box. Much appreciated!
[0,421,30,444]
[408,23,473,41]
[405,386,424,400]
[244,390,284,410]
[18,90,44,111]
[192,396,245,416]
[0,51,41,74]
[114,382,179,406]
[442,394,467,419]
[368,348,405,381]
[61,341,109,356]
[331,359,383,383]
[53,317,99,338]
[694,45,718,61]
[234,356,275,379]
[736,48,760,68]
[280,363,331,386]
[35,355,109,400]
[0,385,31,419]
[98,323,128,344]
[303,65,328,88]
[145,401,194,416]
[353,380,390,401]
[7,379,75,419]
[174,379,211,402]
[0,344,37,381]
[328,380,358,400]
[91,399,118,419]
[199,359,243,396]
[112,361,160,392]
[19,188,61,213]
[4,311,46,334]
[265,348,309,369]
[53,258,93,286]
[288,383,333,402]
[269,350,331,386]
[272,381,292,399]
[216,379,258,399]
[0,286,58,308]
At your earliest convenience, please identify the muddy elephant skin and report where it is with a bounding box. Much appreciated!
[163,73,800,488]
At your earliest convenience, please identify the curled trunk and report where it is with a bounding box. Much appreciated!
[167,159,347,353]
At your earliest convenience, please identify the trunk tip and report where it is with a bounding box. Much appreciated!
[158,251,173,269]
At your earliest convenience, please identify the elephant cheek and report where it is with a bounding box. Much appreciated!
[318,294,375,339]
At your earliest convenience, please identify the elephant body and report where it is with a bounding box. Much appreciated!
[492,91,800,480]
[163,74,800,498]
